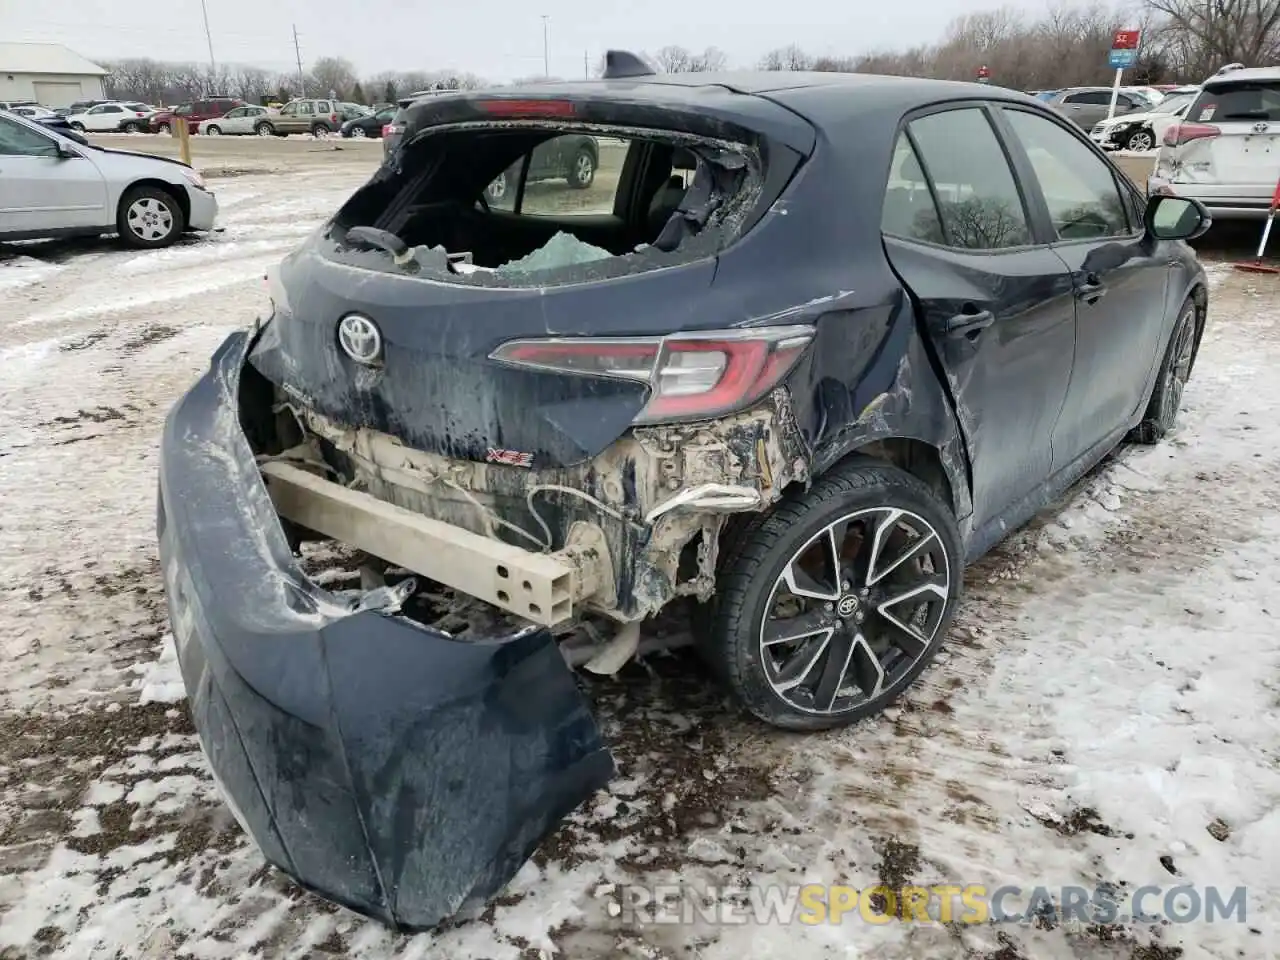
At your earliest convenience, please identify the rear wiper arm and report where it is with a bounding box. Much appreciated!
[343,226,409,258]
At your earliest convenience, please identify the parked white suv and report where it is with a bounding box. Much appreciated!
[1151,66,1280,219]
[0,111,217,248]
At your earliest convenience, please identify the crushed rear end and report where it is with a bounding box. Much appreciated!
[158,82,820,928]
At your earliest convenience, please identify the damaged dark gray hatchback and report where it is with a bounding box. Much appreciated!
[158,55,1211,930]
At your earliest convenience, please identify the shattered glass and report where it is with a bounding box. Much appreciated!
[494,231,614,274]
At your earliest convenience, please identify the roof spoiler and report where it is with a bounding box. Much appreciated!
[603,50,655,79]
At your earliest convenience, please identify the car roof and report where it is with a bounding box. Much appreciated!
[439,72,1046,124]
[1203,66,1280,85]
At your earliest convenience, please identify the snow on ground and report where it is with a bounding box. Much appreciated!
[1,155,1278,960]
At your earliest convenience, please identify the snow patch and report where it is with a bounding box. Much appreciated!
[0,256,62,293]
[136,636,187,706]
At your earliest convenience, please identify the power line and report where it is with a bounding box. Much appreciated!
[199,0,216,79]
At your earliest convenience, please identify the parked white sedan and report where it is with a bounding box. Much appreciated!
[198,105,277,136]
[0,112,218,248]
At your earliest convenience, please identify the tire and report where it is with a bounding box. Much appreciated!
[705,459,963,731]
[70,122,85,133]
[205,124,221,136]
[349,126,367,138]
[157,122,171,135]
[567,148,595,189]
[1130,298,1198,444]
[117,185,185,249]
[311,123,329,138]
[255,122,274,137]
[1125,128,1155,152]
[122,122,141,133]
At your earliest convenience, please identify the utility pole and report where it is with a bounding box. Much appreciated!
[199,0,217,78]
[542,16,550,78]
[584,49,588,79]
[292,24,306,96]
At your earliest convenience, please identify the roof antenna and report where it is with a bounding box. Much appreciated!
[603,50,655,79]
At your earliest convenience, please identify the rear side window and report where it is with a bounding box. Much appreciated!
[1190,80,1280,122]
[901,107,1032,250]
[881,135,945,244]
[1003,110,1132,240]
[1065,91,1109,105]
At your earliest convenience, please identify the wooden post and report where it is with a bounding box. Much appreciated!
[176,117,192,166]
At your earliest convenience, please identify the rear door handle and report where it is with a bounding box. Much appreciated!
[945,308,995,339]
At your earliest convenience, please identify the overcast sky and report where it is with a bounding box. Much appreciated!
[8,0,1057,82]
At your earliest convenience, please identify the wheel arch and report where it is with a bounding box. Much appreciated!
[1187,279,1209,370]
[118,178,191,226]
[826,437,962,522]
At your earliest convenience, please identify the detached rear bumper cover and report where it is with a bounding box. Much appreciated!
[157,331,614,930]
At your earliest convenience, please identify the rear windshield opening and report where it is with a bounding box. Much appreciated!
[327,123,763,285]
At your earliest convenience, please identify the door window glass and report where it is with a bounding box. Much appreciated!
[906,108,1032,250]
[299,101,315,116]
[279,103,297,116]
[1067,91,1110,105]
[1004,110,1132,240]
[0,116,59,157]
[881,133,945,244]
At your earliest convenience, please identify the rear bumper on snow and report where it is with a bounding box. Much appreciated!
[156,331,614,930]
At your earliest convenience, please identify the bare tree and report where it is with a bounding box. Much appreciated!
[1143,0,1280,76]
[759,44,814,71]
[311,56,358,99]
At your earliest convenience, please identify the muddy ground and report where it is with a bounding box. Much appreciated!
[1,138,1277,960]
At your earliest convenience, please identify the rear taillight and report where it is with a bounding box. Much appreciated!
[1163,122,1220,147]
[384,122,403,136]
[491,326,814,423]
[331,113,338,122]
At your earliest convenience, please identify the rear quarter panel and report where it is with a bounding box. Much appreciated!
[711,99,972,521]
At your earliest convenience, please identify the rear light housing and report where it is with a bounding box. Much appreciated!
[490,326,814,423]
[1163,122,1220,147]
[384,122,404,136]
[477,99,576,118]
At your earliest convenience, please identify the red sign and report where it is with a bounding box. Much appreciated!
[1112,29,1141,50]
[977,65,991,78]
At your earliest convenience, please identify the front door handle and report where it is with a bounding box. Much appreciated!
[945,308,996,339]
[1076,274,1107,304]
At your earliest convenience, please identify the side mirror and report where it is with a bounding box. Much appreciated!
[1144,194,1212,241]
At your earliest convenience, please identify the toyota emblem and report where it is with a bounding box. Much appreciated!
[337,313,382,365]
[1253,121,1270,134]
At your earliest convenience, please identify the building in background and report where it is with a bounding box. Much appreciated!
[0,42,108,107]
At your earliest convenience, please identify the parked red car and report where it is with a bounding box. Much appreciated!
[149,97,244,134]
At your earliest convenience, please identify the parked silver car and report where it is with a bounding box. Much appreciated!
[0,110,217,248]
[198,104,278,137]
[1047,87,1149,129]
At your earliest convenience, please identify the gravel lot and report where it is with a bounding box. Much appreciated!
[1,138,1278,960]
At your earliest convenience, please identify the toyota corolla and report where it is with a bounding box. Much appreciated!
[157,52,1211,930]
